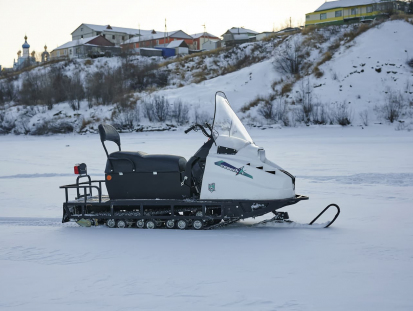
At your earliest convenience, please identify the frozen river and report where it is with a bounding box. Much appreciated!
[0,125,412,310]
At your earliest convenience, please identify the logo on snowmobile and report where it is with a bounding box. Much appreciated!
[208,183,215,193]
[214,161,253,179]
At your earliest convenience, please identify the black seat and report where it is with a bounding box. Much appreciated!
[106,151,187,173]
[98,124,187,174]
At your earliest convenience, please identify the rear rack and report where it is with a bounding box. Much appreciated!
[59,174,105,204]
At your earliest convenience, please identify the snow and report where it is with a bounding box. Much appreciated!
[1,125,413,310]
[225,27,259,35]
[153,58,278,112]
[315,0,385,12]
[310,20,413,120]
[167,40,185,48]
[81,23,151,36]
[53,36,100,50]
[191,32,220,39]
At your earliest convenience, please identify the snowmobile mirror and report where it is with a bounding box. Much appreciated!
[74,163,87,175]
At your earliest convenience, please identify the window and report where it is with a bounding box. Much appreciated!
[122,36,124,40]
[64,50,67,55]
[81,28,83,32]
[306,15,310,20]
[351,8,358,15]
[70,49,72,55]
[335,10,342,17]
[81,35,83,38]
[112,35,115,39]
[320,13,327,20]
[103,34,106,38]
[366,6,373,13]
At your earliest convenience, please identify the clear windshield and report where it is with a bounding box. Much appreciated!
[213,92,253,144]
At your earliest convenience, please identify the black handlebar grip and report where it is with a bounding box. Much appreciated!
[185,126,195,134]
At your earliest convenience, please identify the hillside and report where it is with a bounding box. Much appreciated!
[1,19,413,135]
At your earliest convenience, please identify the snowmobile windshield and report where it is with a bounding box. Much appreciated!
[213,92,253,145]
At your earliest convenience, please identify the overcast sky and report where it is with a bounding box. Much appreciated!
[0,0,324,68]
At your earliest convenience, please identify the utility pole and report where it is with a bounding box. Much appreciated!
[164,18,167,47]
[202,23,206,48]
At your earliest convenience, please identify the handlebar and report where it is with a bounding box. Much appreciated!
[184,125,196,134]
[185,123,213,139]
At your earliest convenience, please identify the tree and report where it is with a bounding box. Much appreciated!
[273,38,307,75]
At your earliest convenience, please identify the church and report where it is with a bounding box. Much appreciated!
[13,36,37,71]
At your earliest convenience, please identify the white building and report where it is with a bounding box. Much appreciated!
[71,24,146,46]
[202,40,222,51]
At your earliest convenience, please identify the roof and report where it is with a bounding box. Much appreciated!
[52,36,99,51]
[225,27,258,35]
[191,32,220,39]
[72,23,143,35]
[122,30,192,44]
[167,40,185,48]
[314,0,395,12]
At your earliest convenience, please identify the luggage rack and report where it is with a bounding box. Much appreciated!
[60,174,106,205]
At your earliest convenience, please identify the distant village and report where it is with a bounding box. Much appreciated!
[1,0,411,73]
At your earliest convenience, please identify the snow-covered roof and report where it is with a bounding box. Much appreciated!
[315,0,395,12]
[191,32,219,39]
[53,36,99,50]
[227,27,258,35]
[73,24,141,35]
[122,30,192,44]
[167,40,184,48]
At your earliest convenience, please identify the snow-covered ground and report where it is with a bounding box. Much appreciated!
[1,125,412,310]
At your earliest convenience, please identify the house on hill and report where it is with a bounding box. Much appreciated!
[222,27,258,46]
[202,40,222,51]
[71,23,144,46]
[51,36,120,59]
[191,32,220,50]
[305,0,410,27]
[121,30,193,53]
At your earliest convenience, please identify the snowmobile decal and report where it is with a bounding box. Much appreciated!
[214,161,253,179]
[208,183,216,192]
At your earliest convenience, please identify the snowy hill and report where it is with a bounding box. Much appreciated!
[1,20,413,134]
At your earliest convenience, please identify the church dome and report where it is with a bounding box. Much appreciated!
[22,35,30,49]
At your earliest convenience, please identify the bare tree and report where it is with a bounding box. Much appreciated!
[380,91,405,123]
[172,99,189,125]
[258,101,275,120]
[273,38,308,75]
[152,96,170,122]
[359,109,369,126]
[295,78,313,123]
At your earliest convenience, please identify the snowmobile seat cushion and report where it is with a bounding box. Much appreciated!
[99,124,120,148]
[106,151,187,173]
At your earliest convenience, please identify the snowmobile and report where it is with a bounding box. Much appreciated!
[60,92,340,229]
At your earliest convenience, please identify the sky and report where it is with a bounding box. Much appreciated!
[0,0,325,68]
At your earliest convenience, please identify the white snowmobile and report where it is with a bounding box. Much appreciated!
[61,92,339,229]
